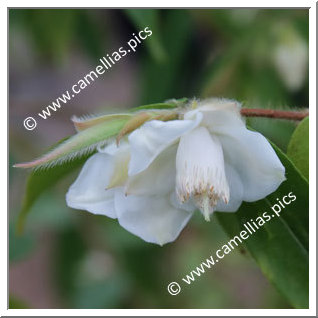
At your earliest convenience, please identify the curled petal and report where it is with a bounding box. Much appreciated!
[66,153,117,218]
[128,112,203,176]
[176,127,229,221]
[125,144,177,196]
[188,98,285,203]
[116,112,153,145]
[114,191,193,245]
[185,98,243,132]
[99,141,130,188]
[66,141,130,217]
[215,164,244,212]
[218,127,285,202]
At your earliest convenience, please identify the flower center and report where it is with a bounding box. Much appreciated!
[176,126,230,221]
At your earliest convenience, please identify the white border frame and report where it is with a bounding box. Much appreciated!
[3,1,316,316]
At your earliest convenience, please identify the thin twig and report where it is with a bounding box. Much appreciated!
[240,108,309,121]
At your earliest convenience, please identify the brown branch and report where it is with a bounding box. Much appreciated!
[240,108,308,121]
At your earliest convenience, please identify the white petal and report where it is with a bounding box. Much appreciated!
[98,141,131,189]
[185,98,244,134]
[125,144,177,196]
[114,191,193,245]
[189,98,285,202]
[176,127,229,200]
[218,127,285,202]
[176,126,229,221]
[98,140,129,156]
[215,164,244,212]
[128,112,203,176]
[66,153,117,218]
[170,191,197,213]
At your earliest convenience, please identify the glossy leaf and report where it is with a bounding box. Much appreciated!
[216,142,308,308]
[287,116,309,180]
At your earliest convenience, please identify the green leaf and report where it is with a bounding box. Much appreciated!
[287,117,309,180]
[216,142,308,308]
[14,117,129,169]
[247,117,296,152]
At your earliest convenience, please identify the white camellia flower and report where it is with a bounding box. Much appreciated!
[66,98,285,245]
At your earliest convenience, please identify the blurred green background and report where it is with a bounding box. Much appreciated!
[9,9,308,309]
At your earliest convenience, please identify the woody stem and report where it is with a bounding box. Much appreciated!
[240,108,309,121]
